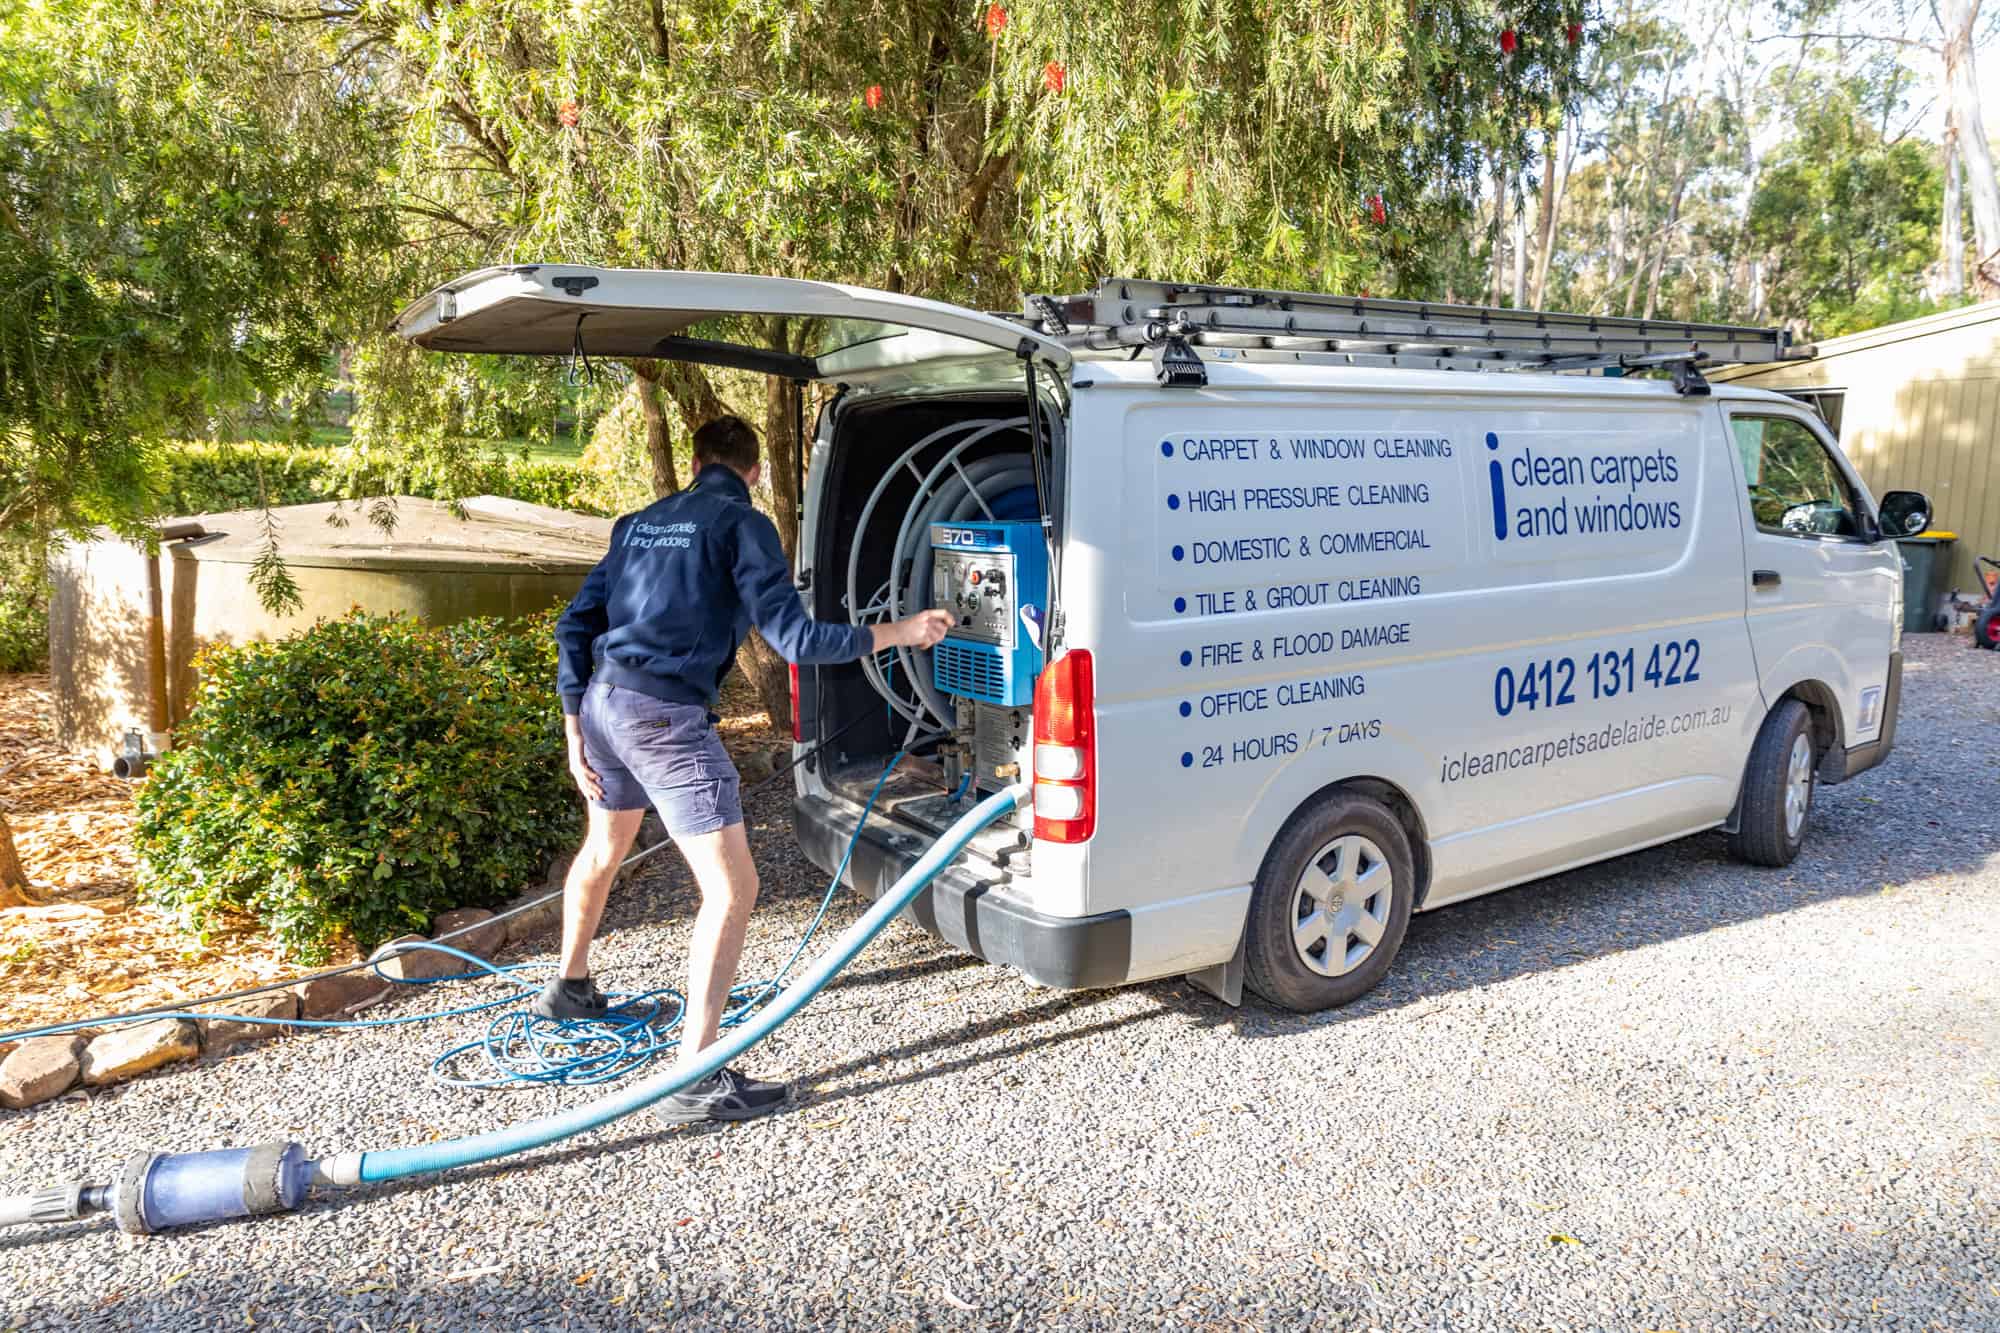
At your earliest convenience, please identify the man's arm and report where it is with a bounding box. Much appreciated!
[731,511,950,660]
[555,519,623,716]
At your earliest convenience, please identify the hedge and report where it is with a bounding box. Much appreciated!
[158,441,607,517]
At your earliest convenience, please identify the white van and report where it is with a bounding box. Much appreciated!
[397,269,1929,1011]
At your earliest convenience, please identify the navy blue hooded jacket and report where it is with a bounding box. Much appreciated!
[555,464,871,716]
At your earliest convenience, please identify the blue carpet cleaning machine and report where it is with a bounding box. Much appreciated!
[930,519,1050,812]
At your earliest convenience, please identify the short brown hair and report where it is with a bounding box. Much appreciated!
[692,415,760,475]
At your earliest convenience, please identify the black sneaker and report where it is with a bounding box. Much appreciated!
[531,975,612,1022]
[653,1067,791,1125]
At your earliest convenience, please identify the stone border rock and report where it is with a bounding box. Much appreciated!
[0,852,574,1112]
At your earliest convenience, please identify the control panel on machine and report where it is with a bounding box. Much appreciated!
[929,520,1047,709]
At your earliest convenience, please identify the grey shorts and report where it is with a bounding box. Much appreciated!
[578,682,743,836]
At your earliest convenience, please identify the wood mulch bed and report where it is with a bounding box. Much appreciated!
[0,673,311,1038]
[0,670,783,1040]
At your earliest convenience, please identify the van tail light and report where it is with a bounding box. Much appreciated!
[1032,649,1095,843]
[788,663,801,742]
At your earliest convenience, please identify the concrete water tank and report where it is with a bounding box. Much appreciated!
[48,496,612,766]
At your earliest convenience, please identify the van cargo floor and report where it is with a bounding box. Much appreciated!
[819,757,1033,875]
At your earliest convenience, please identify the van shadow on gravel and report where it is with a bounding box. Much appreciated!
[1146,769,2000,1041]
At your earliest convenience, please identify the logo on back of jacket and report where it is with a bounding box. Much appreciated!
[627,520,698,550]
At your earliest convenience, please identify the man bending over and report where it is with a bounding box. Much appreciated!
[542,413,951,1124]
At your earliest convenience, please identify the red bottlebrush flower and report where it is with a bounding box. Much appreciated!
[1043,61,1067,94]
[277,211,292,228]
[1566,21,1583,45]
[1369,194,1387,225]
[984,4,1007,39]
[557,99,580,128]
[864,84,884,110]
[1500,27,1518,54]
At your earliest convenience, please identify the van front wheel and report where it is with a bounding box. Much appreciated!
[1243,793,1415,1012]
[1728,698,1816,867]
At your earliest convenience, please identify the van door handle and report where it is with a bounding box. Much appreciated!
[1751,569,1781,589]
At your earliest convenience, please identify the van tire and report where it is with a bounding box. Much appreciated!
[1243,792,1414,1012]
[1728,699,1815,867]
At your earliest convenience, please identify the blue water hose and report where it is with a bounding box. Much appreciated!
[321,781,1025,1187]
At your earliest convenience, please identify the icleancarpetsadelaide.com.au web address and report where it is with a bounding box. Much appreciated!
[1439,704,1733,784]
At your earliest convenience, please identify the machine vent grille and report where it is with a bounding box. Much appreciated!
[933,641,1011,705]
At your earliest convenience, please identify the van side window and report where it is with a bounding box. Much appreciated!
[1731,415,1861,540]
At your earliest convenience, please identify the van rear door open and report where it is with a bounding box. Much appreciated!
[390,267,1070,381]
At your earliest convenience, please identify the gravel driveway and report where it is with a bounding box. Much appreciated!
[4,633,1997,1331]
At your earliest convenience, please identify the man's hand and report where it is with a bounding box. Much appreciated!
[873,608,954,653]
[564,715,604,803]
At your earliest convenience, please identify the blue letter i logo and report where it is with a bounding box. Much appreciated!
[1486,432,1506,542]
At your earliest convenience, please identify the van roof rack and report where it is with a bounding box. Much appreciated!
[1014,278,1813,392]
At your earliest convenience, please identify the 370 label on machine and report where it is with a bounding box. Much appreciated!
[1493,637,1702,717]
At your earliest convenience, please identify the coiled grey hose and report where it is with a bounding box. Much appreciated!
[843,417,1030,729]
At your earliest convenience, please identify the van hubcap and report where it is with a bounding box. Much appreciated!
[1290,835,1392,978]
[1784,733,1814,841]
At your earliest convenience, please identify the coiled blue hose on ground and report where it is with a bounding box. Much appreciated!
[332,781,1025,1186]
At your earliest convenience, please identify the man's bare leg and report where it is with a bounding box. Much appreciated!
[556,806,646,981]
[671,820,761,1061]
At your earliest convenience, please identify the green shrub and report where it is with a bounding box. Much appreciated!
[135,609,578,960]
[158,440,605,518]
[0,539,48,673]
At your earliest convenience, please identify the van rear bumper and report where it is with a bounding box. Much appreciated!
[792,792,1133,988]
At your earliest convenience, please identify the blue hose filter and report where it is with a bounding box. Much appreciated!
[323,782,1027,1189]
[110,1142,311,1234]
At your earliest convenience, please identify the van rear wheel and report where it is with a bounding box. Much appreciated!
[1728,698,1816,867]
[1243,792,1414,1012]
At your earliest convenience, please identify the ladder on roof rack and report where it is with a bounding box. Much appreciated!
[1015,278,1814,394]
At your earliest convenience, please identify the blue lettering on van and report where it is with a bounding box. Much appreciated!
[1486,433,1507,541]
[1485,430,1686,542]
[1491,637,1704,716]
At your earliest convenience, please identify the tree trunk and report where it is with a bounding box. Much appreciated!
[1530,126,1564,309]
[734,629,793,734]
[760,325,804,561]
[1942,0,2000,296]
[1642,168,1689,322]
[625,363,680,497]
[1510,195,1528,308]
[1944,117,1967,298]
[0,811,32,908]
[720,320,812,736]
[651,360,729,436]
[729,318,809,734]
[1489,157,1509,306]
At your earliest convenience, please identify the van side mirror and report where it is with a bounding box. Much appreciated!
[1877,490,1930,539]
